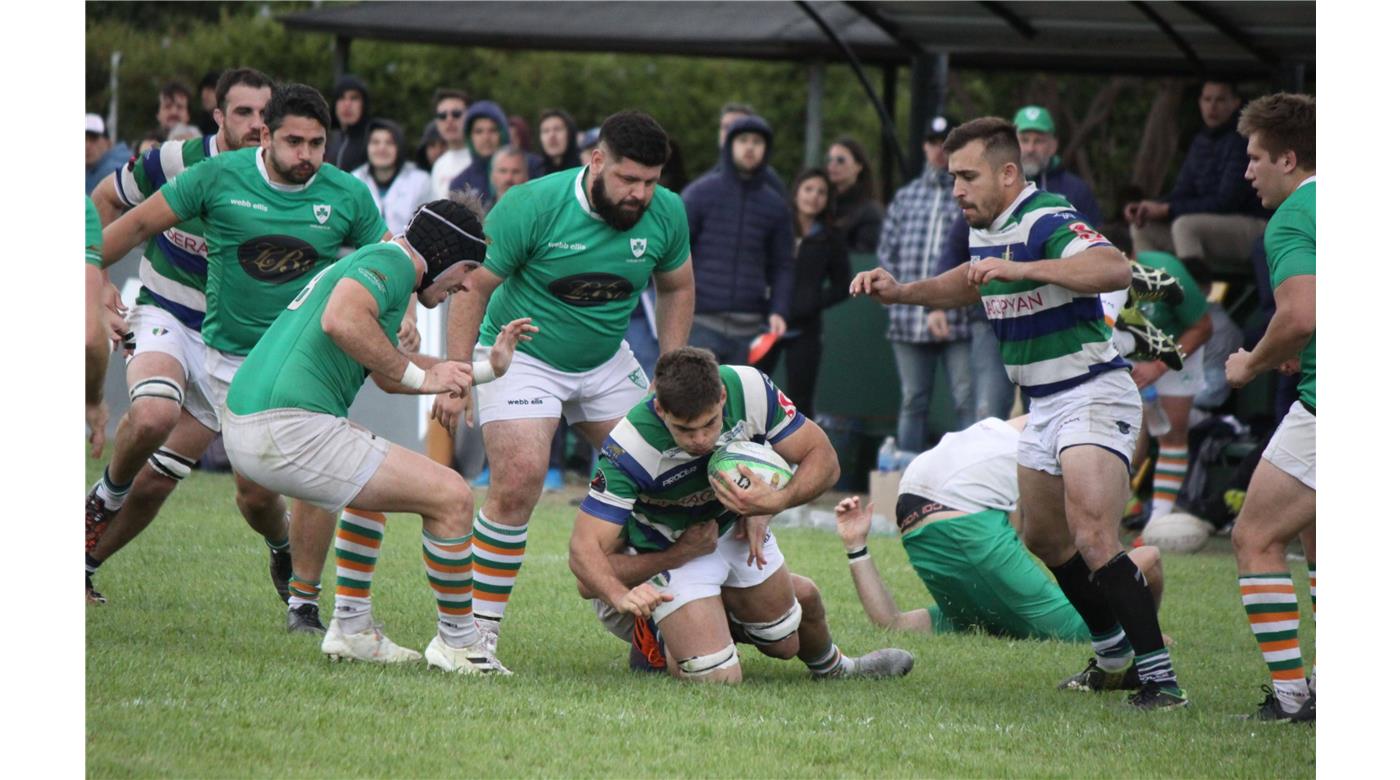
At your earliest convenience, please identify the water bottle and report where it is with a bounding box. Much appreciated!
[1141,386,1172,437]
[877,436,897,471]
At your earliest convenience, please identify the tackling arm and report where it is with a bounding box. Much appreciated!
[322,279,445,393]
[101,191,180,268]
[91,173,128,227]
[768,419,841,511]
[444,265,504,361]
[652,258,696,354]
[568,512,636,609]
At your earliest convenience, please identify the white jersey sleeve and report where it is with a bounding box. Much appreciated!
[897,417,1021,513]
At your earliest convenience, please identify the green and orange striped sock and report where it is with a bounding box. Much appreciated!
[423,530,480,648]
[471,511,529,625]
[1240,572,1308,711]
[333,509,385,633]
[1150,445,1189,518]
[288,577,320,610]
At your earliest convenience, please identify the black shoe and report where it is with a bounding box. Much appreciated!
[85,485,116,554]
[269,545,292,604]
[1059,657,1141,692]
[1128,681,1189,710]
[286,603,326,635]
[1115,306,1185,371]
[1129,262,1185,305]
[86,572,107,605]
[1246,684,1313,722]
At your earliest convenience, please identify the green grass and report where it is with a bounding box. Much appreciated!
[86,458,1314,778]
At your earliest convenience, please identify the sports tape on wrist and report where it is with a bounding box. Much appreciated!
[472,360,497,385]
[401,361,427,390]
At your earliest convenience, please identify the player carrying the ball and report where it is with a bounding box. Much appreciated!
[568,347,913,683]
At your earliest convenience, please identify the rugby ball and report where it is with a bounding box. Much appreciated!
[707,441,793,491]
[1141,511,1213,554]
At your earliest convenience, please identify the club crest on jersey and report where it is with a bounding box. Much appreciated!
[776,389,797,418]
[313,204,332,224]
[630,238,647,258]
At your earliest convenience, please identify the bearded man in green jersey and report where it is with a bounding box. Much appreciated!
[569,347,913,683]
[84,68,275,606]
[431,110,696,655]
[1225,93,1317,723]
[224,196,533,674]
[96,84,392,632]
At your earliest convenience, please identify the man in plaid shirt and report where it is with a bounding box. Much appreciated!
[878,117,1008,450]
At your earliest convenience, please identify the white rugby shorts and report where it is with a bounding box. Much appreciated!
[650,522,785,624]
[473,341,649,426]
[1019,369,1142,476]
[203,348,248,431]
[125,304,220,431]
[1262,401,1315,490]
[222,408,390,513]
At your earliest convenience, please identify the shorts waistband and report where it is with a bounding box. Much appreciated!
[1301,400,1315,416]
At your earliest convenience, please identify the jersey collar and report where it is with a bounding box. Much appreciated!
[574,167,603,222]
[1295,175,1316,192]
[206,133,222,158]
[256,148,317,193]
[990,183,1037,232]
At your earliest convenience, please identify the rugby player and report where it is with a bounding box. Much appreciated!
[431,110,695,651]
[851,118,1187,709]
[569,347,913,683]
[1225,93,1316,722]
[85,195,127,459]
[223,196,530,673]
[85,68,275,604]
[830,416,1163,644]
[95,84,392,633]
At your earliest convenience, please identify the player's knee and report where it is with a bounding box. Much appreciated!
[436,477,475,532]
[1071,525,1119,563]
[790,575,824,622]
[735,599,803,658]
[146,447,195,485]
[235,479,282,517]
[126,395,182,444]
[675,643,741,683]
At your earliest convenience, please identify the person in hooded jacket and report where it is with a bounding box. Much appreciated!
[325,74,372,172]
[449,100,545,201]
[351,118,432,235]
[754,168,851,419]
[538,108,581,175]
[682,114,795,365]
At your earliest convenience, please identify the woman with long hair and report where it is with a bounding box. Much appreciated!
[755,168,852,418]
[825,136,884,253]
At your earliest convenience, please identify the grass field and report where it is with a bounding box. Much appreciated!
[86,458,1315,778]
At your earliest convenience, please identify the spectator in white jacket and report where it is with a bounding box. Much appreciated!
[352,118,432,235]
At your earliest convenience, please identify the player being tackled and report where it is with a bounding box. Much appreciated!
[222,195,532,675]
[568,347,913,683]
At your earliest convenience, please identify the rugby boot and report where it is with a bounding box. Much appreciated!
[85,484,116,554]
[269,545,292,604]
[424,634,512,676]
[1059,657,1142,691]
[1115,304,1184,371]
[1129,261,1185,305]
[1128,682,1190,710]
[629,615,667,673]
[286,603,327,635]
[322,619,422,663]
[85,571,107,605]
[843,648,915,679]
[1245,685,1314,723]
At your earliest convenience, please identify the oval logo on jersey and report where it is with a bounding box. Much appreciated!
[547,272,634,307]
[236,235,320,283]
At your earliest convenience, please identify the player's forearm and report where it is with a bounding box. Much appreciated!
[1021,247,1131,294]
[370,354,446,394]
[772,446,839,513]
[603,548,685,590]
[568,532,632,608]
[86,341,108,407]
[898,265,981,310]
[653,284,695,354]
[1248,312,1314,377]
[324,307,414,385]
[848,557,904,629]
[92,174,127,226]
[446,286,488,361]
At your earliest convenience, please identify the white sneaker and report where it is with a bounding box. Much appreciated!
[424,634,512,676]
[476,618,500,655]
[321,619,423,664]
[845,648,915,679]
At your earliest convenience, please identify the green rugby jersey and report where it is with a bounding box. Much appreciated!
[85,196,102,267]
[1134,252,1209,339]
[581,365,804,552]
[969,185,1129,397]
[479,167,689,372]
[226,242,415,417]
[115,135,222,330]
[161,146,387,355]
[1265,178,1316,410]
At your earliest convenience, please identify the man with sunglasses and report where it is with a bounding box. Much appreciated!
[429,88,472,199]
